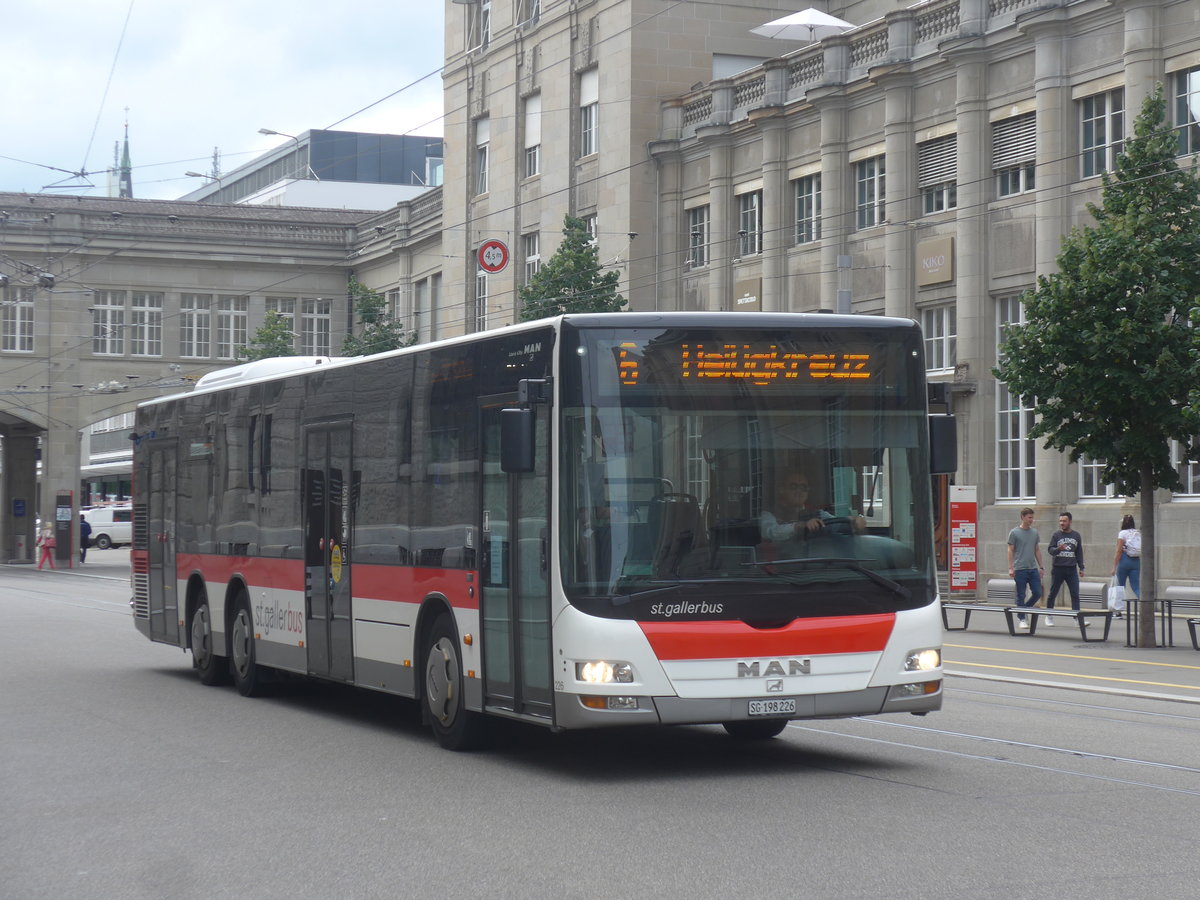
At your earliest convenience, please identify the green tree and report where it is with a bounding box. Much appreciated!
[518,216,627,321]
[994,84,1200,647]
[341,277,415,356]
[239,309,298,361]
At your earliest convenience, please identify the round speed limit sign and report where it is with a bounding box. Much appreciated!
[477,239,510,273]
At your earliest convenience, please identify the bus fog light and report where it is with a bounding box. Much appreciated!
[607,696,638,710]
[576,661,634,683]
[904,648,941,672]
[897,680,940,697]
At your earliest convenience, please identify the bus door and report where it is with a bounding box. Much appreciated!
[303,423,354,683]
[480,397,552,719]
[145,441,179,644]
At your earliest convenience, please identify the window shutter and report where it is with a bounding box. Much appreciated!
[992,113,1036,168]
[918,135,957,187]
[524,94,541,148]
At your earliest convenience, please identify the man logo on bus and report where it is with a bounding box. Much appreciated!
[737,659,811,677]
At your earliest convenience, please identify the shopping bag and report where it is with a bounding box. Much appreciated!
[1107,579,1126,612]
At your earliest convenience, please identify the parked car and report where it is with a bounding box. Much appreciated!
[81,506,133,549]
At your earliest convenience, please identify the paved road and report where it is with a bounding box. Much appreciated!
[3,560,1199,899]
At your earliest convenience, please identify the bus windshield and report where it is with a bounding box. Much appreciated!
[559,322,936,621]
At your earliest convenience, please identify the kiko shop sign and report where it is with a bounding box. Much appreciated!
[916,236,954,287]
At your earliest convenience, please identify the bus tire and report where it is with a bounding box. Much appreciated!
[191,593,229,686]
[230,593,266,697]
[722,719,789,740]
[423,613,489,751]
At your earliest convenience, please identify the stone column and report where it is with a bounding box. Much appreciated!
[1116,0,1162,117]
[813,94,848,310]
[947,47,990,494]
[1028,15,1074,507]
[2,432,40,562]
[756,111,788,312]
[878,68,916,318]
[699,129,734,310]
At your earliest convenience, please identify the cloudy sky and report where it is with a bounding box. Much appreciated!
[0,0,445,200]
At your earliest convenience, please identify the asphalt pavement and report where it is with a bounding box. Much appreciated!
[10,552,1200,704]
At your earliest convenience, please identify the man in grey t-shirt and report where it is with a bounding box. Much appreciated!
[1006,508,1045,629]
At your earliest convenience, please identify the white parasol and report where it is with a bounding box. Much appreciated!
[750,8,855,43]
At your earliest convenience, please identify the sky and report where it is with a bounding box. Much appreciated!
[0,0,445,200]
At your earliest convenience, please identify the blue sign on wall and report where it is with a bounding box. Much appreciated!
[13,499,25,517]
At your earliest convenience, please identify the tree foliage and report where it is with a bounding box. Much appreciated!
[518,216,627,321]
[341,277,415,356]
[239,309,298,361]
[993,85,1200,644]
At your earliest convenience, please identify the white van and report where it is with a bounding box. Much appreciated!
[81,506,133,549]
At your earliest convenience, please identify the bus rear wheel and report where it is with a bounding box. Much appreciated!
[191,595,229,685]
[723,719,789,740]
[423,613,488,751]
[230,594,266,697]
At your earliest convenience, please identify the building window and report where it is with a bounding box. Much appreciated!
[475,117,490,195]
[475,269,488,332]
[1172,66,1200,156]
[793,175,821,244]
[582,214,598,243]
[1,286,34,353]
[918,135,957,214]
[1079,455,1118,499]
[517,0,540,28]
[523,232,541,282]
[993,112,1036,197]
[855,156,886,229]
[414,274,439,343]
[179,293,211,359]
[299,297,330,356]
[921,305,956,372]
[130,292,163,357]
[737,190,762,256]
[468,0,491,51]
[217,295,248,359]
[425,157,444,187]
[1081,89,1124,178]
[687,205,710,267]
[996,293,1036,500]
[579,68,599,158]
[524,93,541,178]
[92,290,126,356]
[1173,439,1200,496]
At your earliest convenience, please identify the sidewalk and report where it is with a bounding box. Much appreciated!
[942,612,1200,704]
[13,548,133,582]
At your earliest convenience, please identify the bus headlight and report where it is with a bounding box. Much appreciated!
[904,648,941,672]
[576,661,634,684]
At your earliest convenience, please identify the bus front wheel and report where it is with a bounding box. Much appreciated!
[191,594,229,685]
[230,594,266,697]
[423,613,488,751]
[723,719,789,740]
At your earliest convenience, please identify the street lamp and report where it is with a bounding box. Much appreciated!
[257,128,320,180]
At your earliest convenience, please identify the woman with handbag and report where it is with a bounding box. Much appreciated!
[1110,514,1141,612]
[36,524,57,570]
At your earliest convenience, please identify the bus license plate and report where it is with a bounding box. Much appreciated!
[748,698,796,717]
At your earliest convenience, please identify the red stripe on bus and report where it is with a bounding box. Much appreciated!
[172,554,478,609]
[638,615,896,659]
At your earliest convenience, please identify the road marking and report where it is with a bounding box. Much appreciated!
[946,660,1200,693]
[945,641,1200,672]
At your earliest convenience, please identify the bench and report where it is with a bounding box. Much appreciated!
[940,601,1113,642]
[985,577,1108,606]
[1163,587,1200,649]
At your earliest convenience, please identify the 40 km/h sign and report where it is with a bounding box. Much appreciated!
[477,239,510,274]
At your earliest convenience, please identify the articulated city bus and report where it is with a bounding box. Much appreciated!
[131,312,955,749]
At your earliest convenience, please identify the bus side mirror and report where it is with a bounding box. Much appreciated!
[929,414,957,474]
[501,408,535,473]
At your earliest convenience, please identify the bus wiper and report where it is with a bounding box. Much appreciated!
[745,557,911,601]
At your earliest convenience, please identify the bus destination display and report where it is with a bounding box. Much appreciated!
[616,341,875,387]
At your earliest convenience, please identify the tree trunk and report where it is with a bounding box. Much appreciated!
[1138,466,1157,648]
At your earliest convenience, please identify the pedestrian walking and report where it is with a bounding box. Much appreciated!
[1045,511,1086,626]
[79,514,92,564]
[1111,514,1141,601]
[36,524,57,570]
[1006,508,1044,629]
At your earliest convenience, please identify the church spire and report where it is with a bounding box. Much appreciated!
[118,109,133,199]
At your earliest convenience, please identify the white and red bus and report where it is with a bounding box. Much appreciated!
[131,312,955,749]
